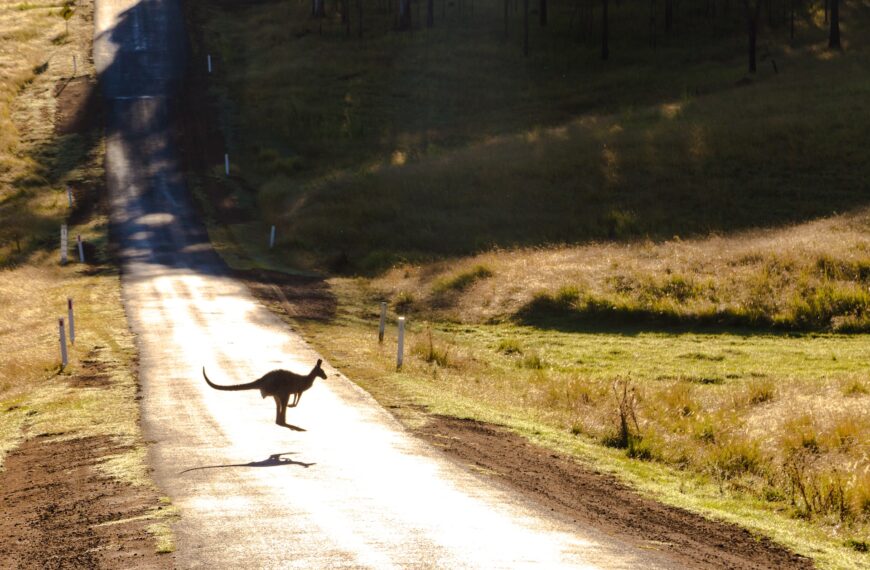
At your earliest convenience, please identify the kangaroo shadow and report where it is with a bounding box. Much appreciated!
[180,452,316,474]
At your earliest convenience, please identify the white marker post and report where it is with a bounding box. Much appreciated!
[224,153,230,176]
[67,187,73,208]
[77,235,85,263]
[59,318,68,368]
[397,316,405,370]
[207,54,212,74]
[67,298,75,345]
[378,302,386,343]
[269,225,276,249]
[60,224,68,265]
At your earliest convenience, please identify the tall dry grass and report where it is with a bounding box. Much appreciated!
[370,210,870,331]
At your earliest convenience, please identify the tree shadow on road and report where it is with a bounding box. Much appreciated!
[179,452,315,474]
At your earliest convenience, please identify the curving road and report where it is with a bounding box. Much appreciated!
[94,0,682,567]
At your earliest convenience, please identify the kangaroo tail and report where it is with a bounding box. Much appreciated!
[202,367,261,391]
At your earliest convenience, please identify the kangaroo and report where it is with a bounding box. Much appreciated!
[202,359,327,427]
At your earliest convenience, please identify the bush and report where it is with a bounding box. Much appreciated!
[788,283,870,330]
[496,338,522,354]
[432,265,493,294]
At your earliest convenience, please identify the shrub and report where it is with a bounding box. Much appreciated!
[496,338,522,355]
[707,437,763,481]
[745,378,775,405]
[394,291,414,312]
[520,353,545,370]
[412,328,450,367]
[788,283,870,330]
[432,264,494,294]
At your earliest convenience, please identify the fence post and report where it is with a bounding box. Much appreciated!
[397,316,405,370]
[60,224,68,265]
[378,302,386,343]
[67,298,75,345]
[59,318,68,368]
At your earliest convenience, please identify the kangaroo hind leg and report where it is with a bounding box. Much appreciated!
[278,393,290,425]
[273,395,284,425]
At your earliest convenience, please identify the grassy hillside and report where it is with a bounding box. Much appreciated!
[195,0,868,269]
[185,0,870,565]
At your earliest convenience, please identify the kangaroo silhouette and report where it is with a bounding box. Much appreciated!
[202,359,327,427]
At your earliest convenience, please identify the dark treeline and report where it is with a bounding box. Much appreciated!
[309,0,844,73]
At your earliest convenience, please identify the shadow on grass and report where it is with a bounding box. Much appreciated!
[515,295,810,336]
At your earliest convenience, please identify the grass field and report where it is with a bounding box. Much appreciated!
[186,0,870,565]
[0,0,174,550]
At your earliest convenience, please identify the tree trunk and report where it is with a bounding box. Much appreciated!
[427,0,434,26]
[789,0,794,40]
[742,0,761,73]
[523,0,529,55]
[665,0,672,31]
[504,0,509,37]
[540,0,547,25]
[829,0,840,48]
[398,0,411,29]
[314,0,325,17]
[601,0,609,60]
[358,0,363,37]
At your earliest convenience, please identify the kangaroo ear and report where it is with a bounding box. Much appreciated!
[316,359,323,367]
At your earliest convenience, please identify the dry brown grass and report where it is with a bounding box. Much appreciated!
[368,209,870,330]
[0,0,81,179]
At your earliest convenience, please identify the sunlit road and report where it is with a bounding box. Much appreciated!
[93,0,682,567]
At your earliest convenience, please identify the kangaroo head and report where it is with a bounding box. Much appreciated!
[312,358,327,380]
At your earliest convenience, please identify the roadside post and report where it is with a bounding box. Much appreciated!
[269,225,276,249]
[67,187,73,208]
[59,318,68,368]
[378,302,386,343]
[68,298,75,345]
[60,224,68,265]
[397,316,405,370]
[77,235,85,263]
[225,153,230,176]
[207,54,212,74]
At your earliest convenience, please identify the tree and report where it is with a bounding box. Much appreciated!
[664,0,673,32]
[398,0,411,29]
[427,0,434,27]
[601,0,609,60]
[829,0,841,49]
[742,0,763,73]
[540,0,548,25]
[524,0,529,55]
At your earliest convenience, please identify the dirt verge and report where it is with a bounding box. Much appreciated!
[416,415,812,570]
[0,435,173,569]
